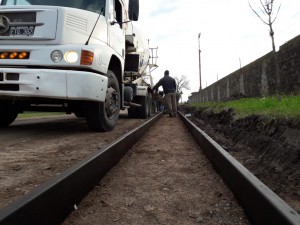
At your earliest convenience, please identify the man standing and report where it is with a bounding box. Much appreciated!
[152,70,177,117]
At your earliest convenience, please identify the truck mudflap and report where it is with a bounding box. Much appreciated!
[0,68,108,102]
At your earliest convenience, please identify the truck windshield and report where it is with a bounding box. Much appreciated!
[0,0,106,14]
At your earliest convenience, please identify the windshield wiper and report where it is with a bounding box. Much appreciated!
[85,7,105,46]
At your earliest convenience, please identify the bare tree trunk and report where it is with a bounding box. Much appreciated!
[274,52,280,95]
[248,0,281,52]
[269,24,276,52]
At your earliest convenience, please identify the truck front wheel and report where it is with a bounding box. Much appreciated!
[0,106,19,128]
[85,70,120,132]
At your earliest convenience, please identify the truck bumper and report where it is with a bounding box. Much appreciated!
[0,68,108,102]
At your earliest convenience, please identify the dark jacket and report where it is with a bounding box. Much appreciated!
[153,75,176,94]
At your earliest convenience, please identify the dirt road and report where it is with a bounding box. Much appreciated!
[0,114,147,209]
[62,116,250,225]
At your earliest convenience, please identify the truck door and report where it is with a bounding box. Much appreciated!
[108,0,125,58]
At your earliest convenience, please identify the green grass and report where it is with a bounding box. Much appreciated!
[190,95,300,119]
[17,112,65,119]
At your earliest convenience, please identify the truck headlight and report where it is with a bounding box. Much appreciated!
[65,51,79,63]
[51,50,63,63]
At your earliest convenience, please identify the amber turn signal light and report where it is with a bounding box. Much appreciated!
[0,51,30,59]
[80,50,94,66]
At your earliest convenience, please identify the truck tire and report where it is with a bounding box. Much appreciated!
[127,100,137,118]
[128,96,147,119]
[137,94,148,119]
[0,107,19,128]
[147,93,152,117]
[74,112,84,118]
[85,70,120,132]
[128,91,151,119]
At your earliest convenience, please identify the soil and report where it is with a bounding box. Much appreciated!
[0,112,147,209]
[180,105,300,213]
[63,115,250,225]
[1,107,298,224]
[0,112,251,225]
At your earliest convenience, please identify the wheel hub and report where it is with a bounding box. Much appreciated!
[105,86,119,118]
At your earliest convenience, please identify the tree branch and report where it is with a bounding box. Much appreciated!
[248,0,269,25]
[271,1,281,23]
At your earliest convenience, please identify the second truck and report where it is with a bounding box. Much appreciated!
[0,0,157,131]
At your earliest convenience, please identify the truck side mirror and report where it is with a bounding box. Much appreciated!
[128,0,139,21]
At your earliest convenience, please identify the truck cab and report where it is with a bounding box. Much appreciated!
[0,0,153,131]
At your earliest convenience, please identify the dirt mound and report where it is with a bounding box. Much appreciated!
[180,105,300,213]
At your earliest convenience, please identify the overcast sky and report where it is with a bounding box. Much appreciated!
[134,0,300,101]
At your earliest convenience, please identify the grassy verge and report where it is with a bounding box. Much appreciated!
[190,95,300,120]
[17,112,65,119]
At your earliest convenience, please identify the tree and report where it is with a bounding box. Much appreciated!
[174,75,191,103]
[248,0,281,52]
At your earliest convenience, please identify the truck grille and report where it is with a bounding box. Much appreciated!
[0,72,20,81]
[0,12,37,36]
[6,73,19,81]
[0,84,19,91]
[0,72,20,91]
[3,12,36,22]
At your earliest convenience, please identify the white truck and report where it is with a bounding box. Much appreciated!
[0,0,157,131]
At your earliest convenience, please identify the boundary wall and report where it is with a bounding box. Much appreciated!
[189,35,300,103]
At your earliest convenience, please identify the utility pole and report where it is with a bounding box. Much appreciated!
[198,33,202,91]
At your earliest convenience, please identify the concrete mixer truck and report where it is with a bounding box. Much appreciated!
[0,0,157,131]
